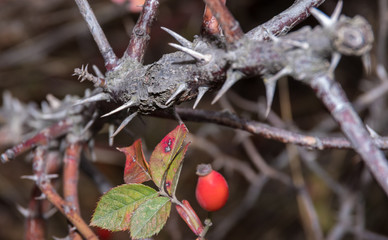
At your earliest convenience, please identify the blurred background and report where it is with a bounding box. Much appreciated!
[0,0,387,239]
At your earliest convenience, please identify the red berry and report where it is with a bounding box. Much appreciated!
[195,164,229,212]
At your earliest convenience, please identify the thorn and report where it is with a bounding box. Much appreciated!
[101,98,136,118]
[310,0,343,27]
[111,112,137,138]
[46,94,61,109]
[331,0,343,23]
[286,40,309,49]
[21,175,38,182]
[361,53,372,75]
[43,207,58,219]
[108,124,114,147]
[366,125,380,138]
[376,64,388,81]
[166,83,187,105]
[212,70,244,104]
[92,65,104,78]
[264,68,292,117]
[329,52,342,76]
[193,87,209,109]
[35,192,46,200]
[46,174,59,180]
[73,93,110,106]
[161,27,192,48]
[263,27,279,42]
[168,43,212,62]
[16,204,31,218]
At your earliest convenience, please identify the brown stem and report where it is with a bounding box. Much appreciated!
[174,108,388,150]
[310,74,388,196]
[74,0,118,70]
[1,119,73,163]
[202,0,243,43]
[25,187,46,240]
[201,0,226,37]
[125,0,159,63]
[63,141,82,213]
[247,0,326,40]
[32,147,98,240]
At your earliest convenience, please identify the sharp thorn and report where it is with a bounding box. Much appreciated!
[35,193,46,200]
[73,93,110,106]
[331,0,343,23]
[166,83,187,105]
[212,70,244,104]
[264,68,291,117]
[16,204,31,218]
[111,112,137,138]
[310,8,332,27]
[362,53,372,75]
[43,207,58,219]
[161,27,192,48]
[101,99,136,118]
[92,65,104,78]
[168,43,212,62]
[46,174,59,180]
[263,27,279,42]
[329,52,342,76]
[108,124,114,146]
[377,64,388,81]
[21,175,38,182]
[366,125,380,138]
[193,87,209,109]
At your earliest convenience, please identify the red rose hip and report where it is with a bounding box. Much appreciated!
[195,164,229,212]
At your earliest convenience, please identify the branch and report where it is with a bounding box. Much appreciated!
[125,0,160,63]
[310,74,388,196]
[173,108,388,150]
[247,0,326,40]
[201,0,226,37]
[75,0,118,70]
[202,0,244,43]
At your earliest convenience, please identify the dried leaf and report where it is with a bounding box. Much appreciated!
[91,184,157,231]
[149,124,188,188]
[118,139,151,184]
[130,197,171,239]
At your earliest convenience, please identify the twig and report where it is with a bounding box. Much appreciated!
[31,147,98,240]
[1,119,73,163]
[125,0,160,63]
[202,0,244,43]
[247,0,326,40]
[174,108,388,150]
[74,0,118,70]
[310,74,388,196]
[201,0,226,37]
[24,187,46,240]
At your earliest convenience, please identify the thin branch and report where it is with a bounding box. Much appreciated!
[63,140,82,213]
[125,0,160,63]
[174,108,388,150]
[1,119,73,163]
[24,187,46,240]
[74,0,118,70]
[202,0,244,43]
[201,0,226,37]
[310,74,388,196]
[31,147,98,240]
[247,0,326,40]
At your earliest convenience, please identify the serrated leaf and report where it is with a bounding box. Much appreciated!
[91,184,157,231]
[130,197,171,239]
[149,124,188,188]
[118,139,151,184]
[165,143,189,195]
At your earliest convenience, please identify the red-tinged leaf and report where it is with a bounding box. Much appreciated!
[130,197,171,239]
[165,143,190,195]
[90,184,157,231]
[118,139,151,184]
[149,124,188,188]
[176,200,204,236]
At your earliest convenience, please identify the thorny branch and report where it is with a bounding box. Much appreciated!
[2,0,388,238]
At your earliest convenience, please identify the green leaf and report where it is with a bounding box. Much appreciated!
[165,143,189,196]
[130,197,172,239]
[118,139,151,184]
[149,124,188,188]
[90,184,157,231]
